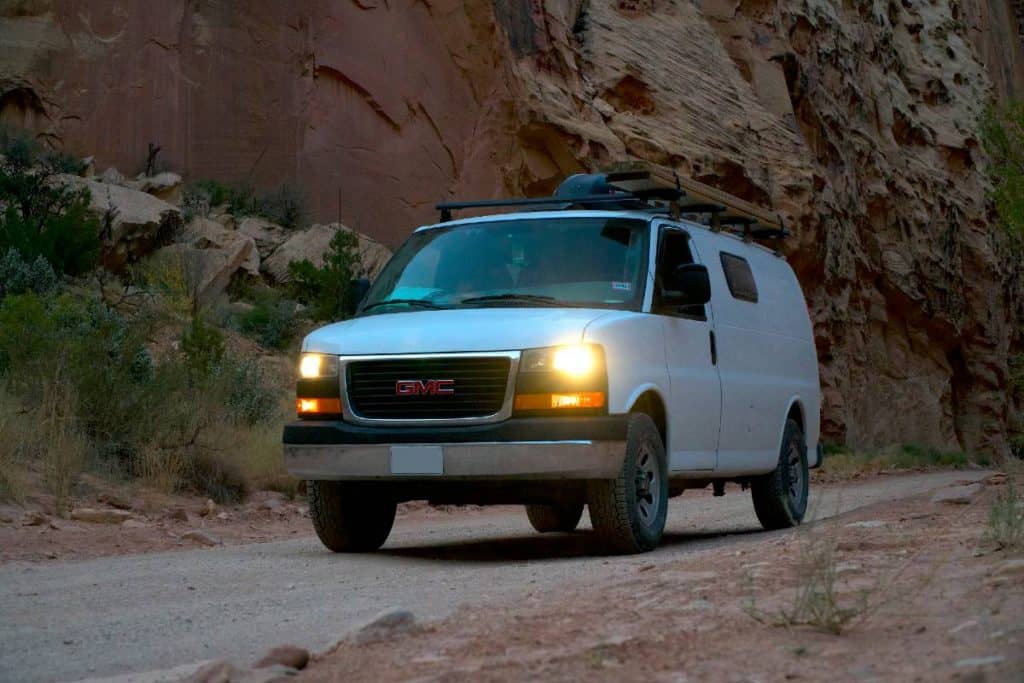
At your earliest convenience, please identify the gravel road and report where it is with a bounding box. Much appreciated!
[0,470,985,683]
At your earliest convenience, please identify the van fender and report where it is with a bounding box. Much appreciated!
[777,396,819,468]
[622,383,668,416]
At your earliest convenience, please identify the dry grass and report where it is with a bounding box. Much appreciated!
[816,443,973,482]
[744,515,916,635]
[0,388,24,503]
[985,463,1024,552]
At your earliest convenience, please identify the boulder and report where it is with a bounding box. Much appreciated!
[98,167,125,185]
[262,223,391,284]
[59,175,183,271]
[238,217,287,259]
[126,171,183,204]
[186,217,260,277]
[70,508,133,524]
[152,240,252,308]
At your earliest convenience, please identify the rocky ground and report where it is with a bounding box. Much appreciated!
[239,473,1020,683]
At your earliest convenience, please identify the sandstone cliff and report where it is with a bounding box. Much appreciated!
[0,0,1021,456]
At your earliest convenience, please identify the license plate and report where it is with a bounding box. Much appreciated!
[390,445,444,475]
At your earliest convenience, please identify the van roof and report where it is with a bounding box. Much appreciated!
[414,210,784,259]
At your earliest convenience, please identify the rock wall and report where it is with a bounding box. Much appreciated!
[0,0,1021,456]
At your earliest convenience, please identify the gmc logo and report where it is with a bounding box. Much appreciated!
[395,379,455,396]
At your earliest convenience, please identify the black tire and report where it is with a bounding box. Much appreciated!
[751,418,809,530]
[587,413,668,554]
[525,502,584,533]
[306,481,396,552]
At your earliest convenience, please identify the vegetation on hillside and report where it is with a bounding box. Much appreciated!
[182,179,309,229]
[981,100,1024,239]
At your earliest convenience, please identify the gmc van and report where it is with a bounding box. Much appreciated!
[284,167,821,554]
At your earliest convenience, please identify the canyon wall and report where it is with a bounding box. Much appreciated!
[0,0,1021,456]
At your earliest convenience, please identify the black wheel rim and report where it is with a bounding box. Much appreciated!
[634,439,661,527]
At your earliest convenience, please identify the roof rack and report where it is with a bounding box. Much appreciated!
[435,161,788,240]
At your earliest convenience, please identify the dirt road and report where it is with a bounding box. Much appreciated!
[0,471,989,682]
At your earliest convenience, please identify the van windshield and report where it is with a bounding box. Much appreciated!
[360,217,649,314]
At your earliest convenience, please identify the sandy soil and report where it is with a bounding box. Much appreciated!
[301,475,1023,682]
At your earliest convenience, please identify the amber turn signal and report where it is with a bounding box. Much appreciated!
[296,398,342,415]
[513,392,606,411]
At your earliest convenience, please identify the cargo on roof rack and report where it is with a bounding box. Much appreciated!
[436,161,788,241]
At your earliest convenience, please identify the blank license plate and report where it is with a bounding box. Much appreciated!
[390,445,444,475]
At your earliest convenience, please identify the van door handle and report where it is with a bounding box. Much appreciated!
[709,330,717,365]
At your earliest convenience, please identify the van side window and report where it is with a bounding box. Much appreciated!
[720,252,758,303]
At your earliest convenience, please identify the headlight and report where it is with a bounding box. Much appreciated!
[515,344,607,414]
[299,353,339,379]
[520,344,602,377]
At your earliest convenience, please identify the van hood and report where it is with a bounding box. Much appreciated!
[302,307,614,356]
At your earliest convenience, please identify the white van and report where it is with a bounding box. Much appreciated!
[284,168,821,554]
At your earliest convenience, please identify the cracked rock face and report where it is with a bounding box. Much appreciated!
[0,0,1021,455]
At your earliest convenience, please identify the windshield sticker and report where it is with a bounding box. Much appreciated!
[611,282,632,291]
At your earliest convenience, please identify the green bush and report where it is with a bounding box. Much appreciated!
[235,290,298,350]
[181,315,225,376]
[288,228,362,321]
[0,131,100,275]
[215,357,279,426]
[981,101,1024,237]
[0,247,57,299]
[182,178,308,229]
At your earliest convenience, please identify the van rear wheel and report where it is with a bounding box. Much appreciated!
[587,413,668,554]
[525,502,584,533]
[751,419,809,530]
[307,481,396,552]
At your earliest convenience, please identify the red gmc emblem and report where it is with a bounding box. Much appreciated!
[395,379,455,396]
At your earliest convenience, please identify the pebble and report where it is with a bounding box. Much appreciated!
[845,520,886,528]
[993,559,1024,578]
[122,519,149,529]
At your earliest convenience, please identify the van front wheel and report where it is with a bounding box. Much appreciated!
[751,419,809,530]
[307,481,396,552]
[587,413,668,554]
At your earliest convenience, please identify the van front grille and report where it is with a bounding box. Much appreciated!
[346,357,511,420]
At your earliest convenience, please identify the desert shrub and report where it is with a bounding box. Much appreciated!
[257,183,308,230]
[0,131,100,275]
[288,228,362,321]
[188,451,249,504]
[181,315,225,376]
[0,247,57,299]
[214,357,279,426]
[985,474,1024,551]
[235,289,298,350]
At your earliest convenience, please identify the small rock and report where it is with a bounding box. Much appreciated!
[845,520,886,528]
[931,483,983,505]
[217,512,230,521]
[122,519,149,529]
[181,529,223,547]
[993,559,1024,578]
[983,472,1007,486]
[258,498,284,512]
[348,608,416,645]
[835,561,862,575]
[48,519,82,532]
[0,506,19,524]
[70,508,133,524]
[254,644,310,670]
[96,492,133,510]
[948,620,979,634]
[99,166,125,185]
[199,499,216,517]
[955,655,1005,668]
[22,511,49,526]
[167,507,192,522]
[129,498,147,513]
[185,660,243,683]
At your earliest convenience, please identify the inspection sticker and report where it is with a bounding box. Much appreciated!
[611,282,632,291]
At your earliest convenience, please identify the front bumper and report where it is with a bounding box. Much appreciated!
[283,416,628,481]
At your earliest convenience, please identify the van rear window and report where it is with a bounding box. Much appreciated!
[720,252,758,303]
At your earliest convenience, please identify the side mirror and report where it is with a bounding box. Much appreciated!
[348,277,371,314]
[663,264,711,306]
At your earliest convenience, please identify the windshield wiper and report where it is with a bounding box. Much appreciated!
[459,293,563,306]
[361,298,447,312]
